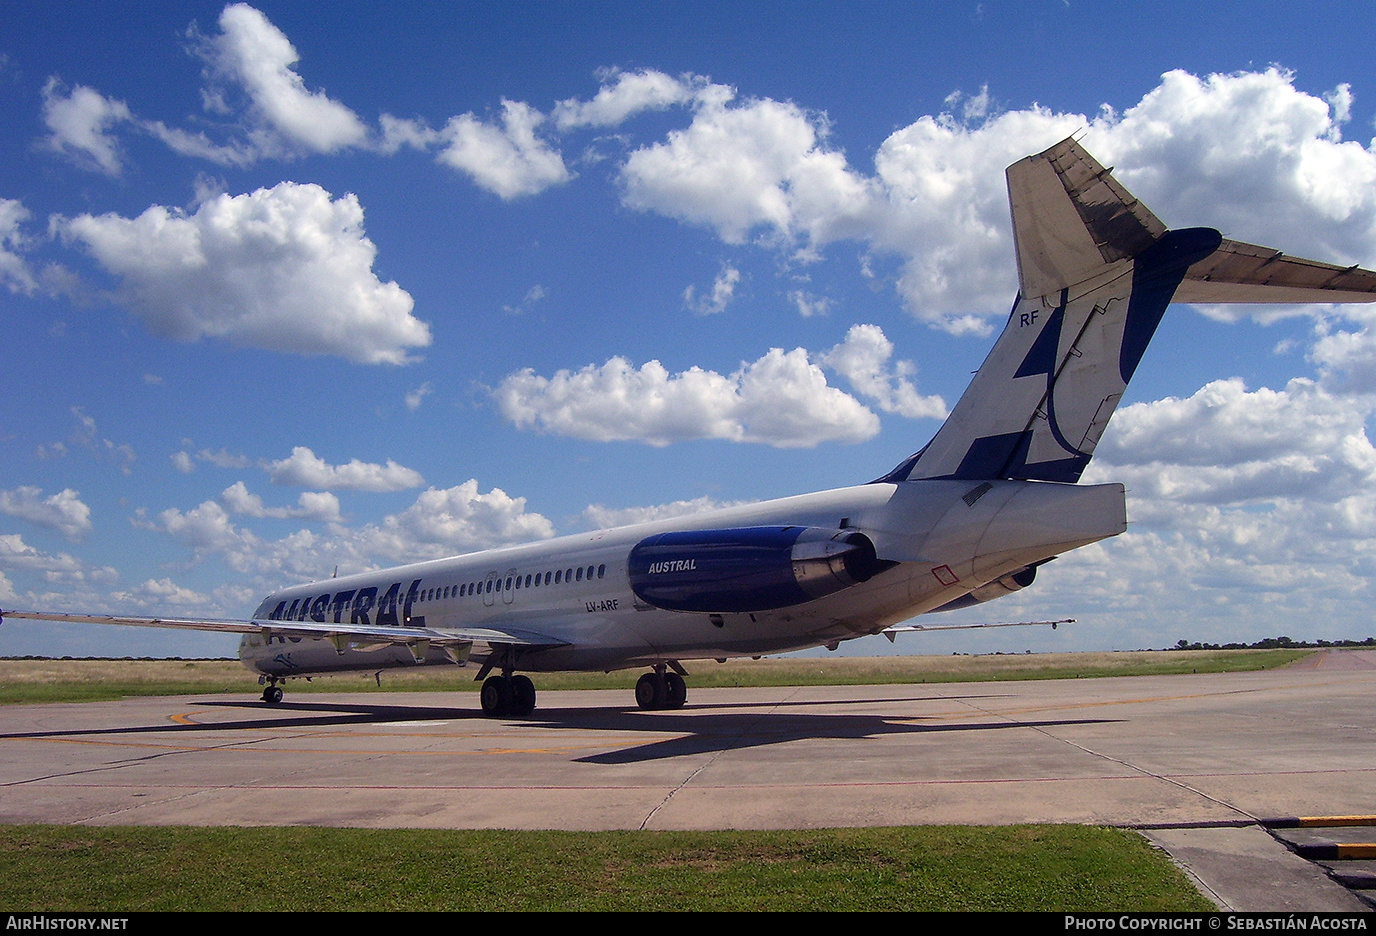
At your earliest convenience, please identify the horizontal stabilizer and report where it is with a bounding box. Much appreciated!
[882,618,1073,641]
[1175,238,1376,305]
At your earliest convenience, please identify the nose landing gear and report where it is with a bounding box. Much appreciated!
[260,678,284,704]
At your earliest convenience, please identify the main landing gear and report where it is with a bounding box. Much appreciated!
[480,673,536,717]
[635,664,687,711]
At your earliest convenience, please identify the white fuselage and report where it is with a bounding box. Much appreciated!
[238,478,1126,679]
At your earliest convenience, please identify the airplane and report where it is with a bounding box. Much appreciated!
[6,137,1376,716]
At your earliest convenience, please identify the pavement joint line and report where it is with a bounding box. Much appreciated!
[636,685,805,832]
[947,692,1262,826]
[1,730,292,787]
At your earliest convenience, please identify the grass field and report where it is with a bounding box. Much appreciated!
[0,824,1215,911]
[0,647,1311,705]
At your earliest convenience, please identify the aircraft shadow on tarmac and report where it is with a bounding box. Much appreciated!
[0,695,1120,764]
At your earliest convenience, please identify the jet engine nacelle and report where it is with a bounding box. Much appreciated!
[930,565,1039,612]
[628,526,891,613]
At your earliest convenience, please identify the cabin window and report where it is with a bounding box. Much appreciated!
[598,564,606,579]
[555,570,562,584]
[576,567,583,582]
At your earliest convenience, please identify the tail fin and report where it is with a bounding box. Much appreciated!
[882,137,1376,485]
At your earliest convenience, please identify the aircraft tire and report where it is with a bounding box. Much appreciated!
[481,675,512,716]
[510,675,536,716]
[635,672,666,710]
[262,685,284,705]
[664,672,686,709]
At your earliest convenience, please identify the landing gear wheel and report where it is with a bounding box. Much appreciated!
[635,672,667,710]
[663,672,687,709]
[261,684,284,704]
[481,675,513,716]
[510,675,536,716]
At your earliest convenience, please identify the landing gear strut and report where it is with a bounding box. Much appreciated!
[480,673,536,717]
[260,678,284,705]
[635,665,687,710]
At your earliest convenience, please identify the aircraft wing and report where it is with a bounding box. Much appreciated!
[0,608,571,652]
[881,618,1072,642]
[1174,238,1376,305]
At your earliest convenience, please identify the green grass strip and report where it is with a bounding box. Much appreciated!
[0,824,1214,912]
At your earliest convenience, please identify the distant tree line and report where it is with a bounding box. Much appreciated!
[1169,636,1376,651]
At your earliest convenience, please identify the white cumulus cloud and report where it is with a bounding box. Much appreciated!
[219,481,342,522]
[194,2,369,158]
[264,447,424,492]
[353,482,556,561]
[494,348,879,448]
[619,68,1376,336]
[437,100,571,199]
[40,79,133,175]
[0,487,93,541]
[683,264,741,315]
[0,533,115,584]
[820,324,947,420]
[621,95,875,250]
[0,198,38,295]
[582,496,747,530]
[111,578,215,609]
[553,69,719,130]
[59,181,430,364]
[148,480,553,578]
[1087,377,1376,506]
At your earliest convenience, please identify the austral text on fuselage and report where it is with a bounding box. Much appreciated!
[647,560,698,574]
[266,579,420,627]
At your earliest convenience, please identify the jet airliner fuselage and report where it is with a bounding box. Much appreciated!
[239,477,1125,710]
[7,138,1376,716]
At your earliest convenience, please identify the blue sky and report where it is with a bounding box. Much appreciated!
[4,1,1376,659]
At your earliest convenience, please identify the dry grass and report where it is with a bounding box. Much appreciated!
[0,658,246,684]
[0,647,1311,704]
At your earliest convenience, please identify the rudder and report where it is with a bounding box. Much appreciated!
[884,138,1221,484]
